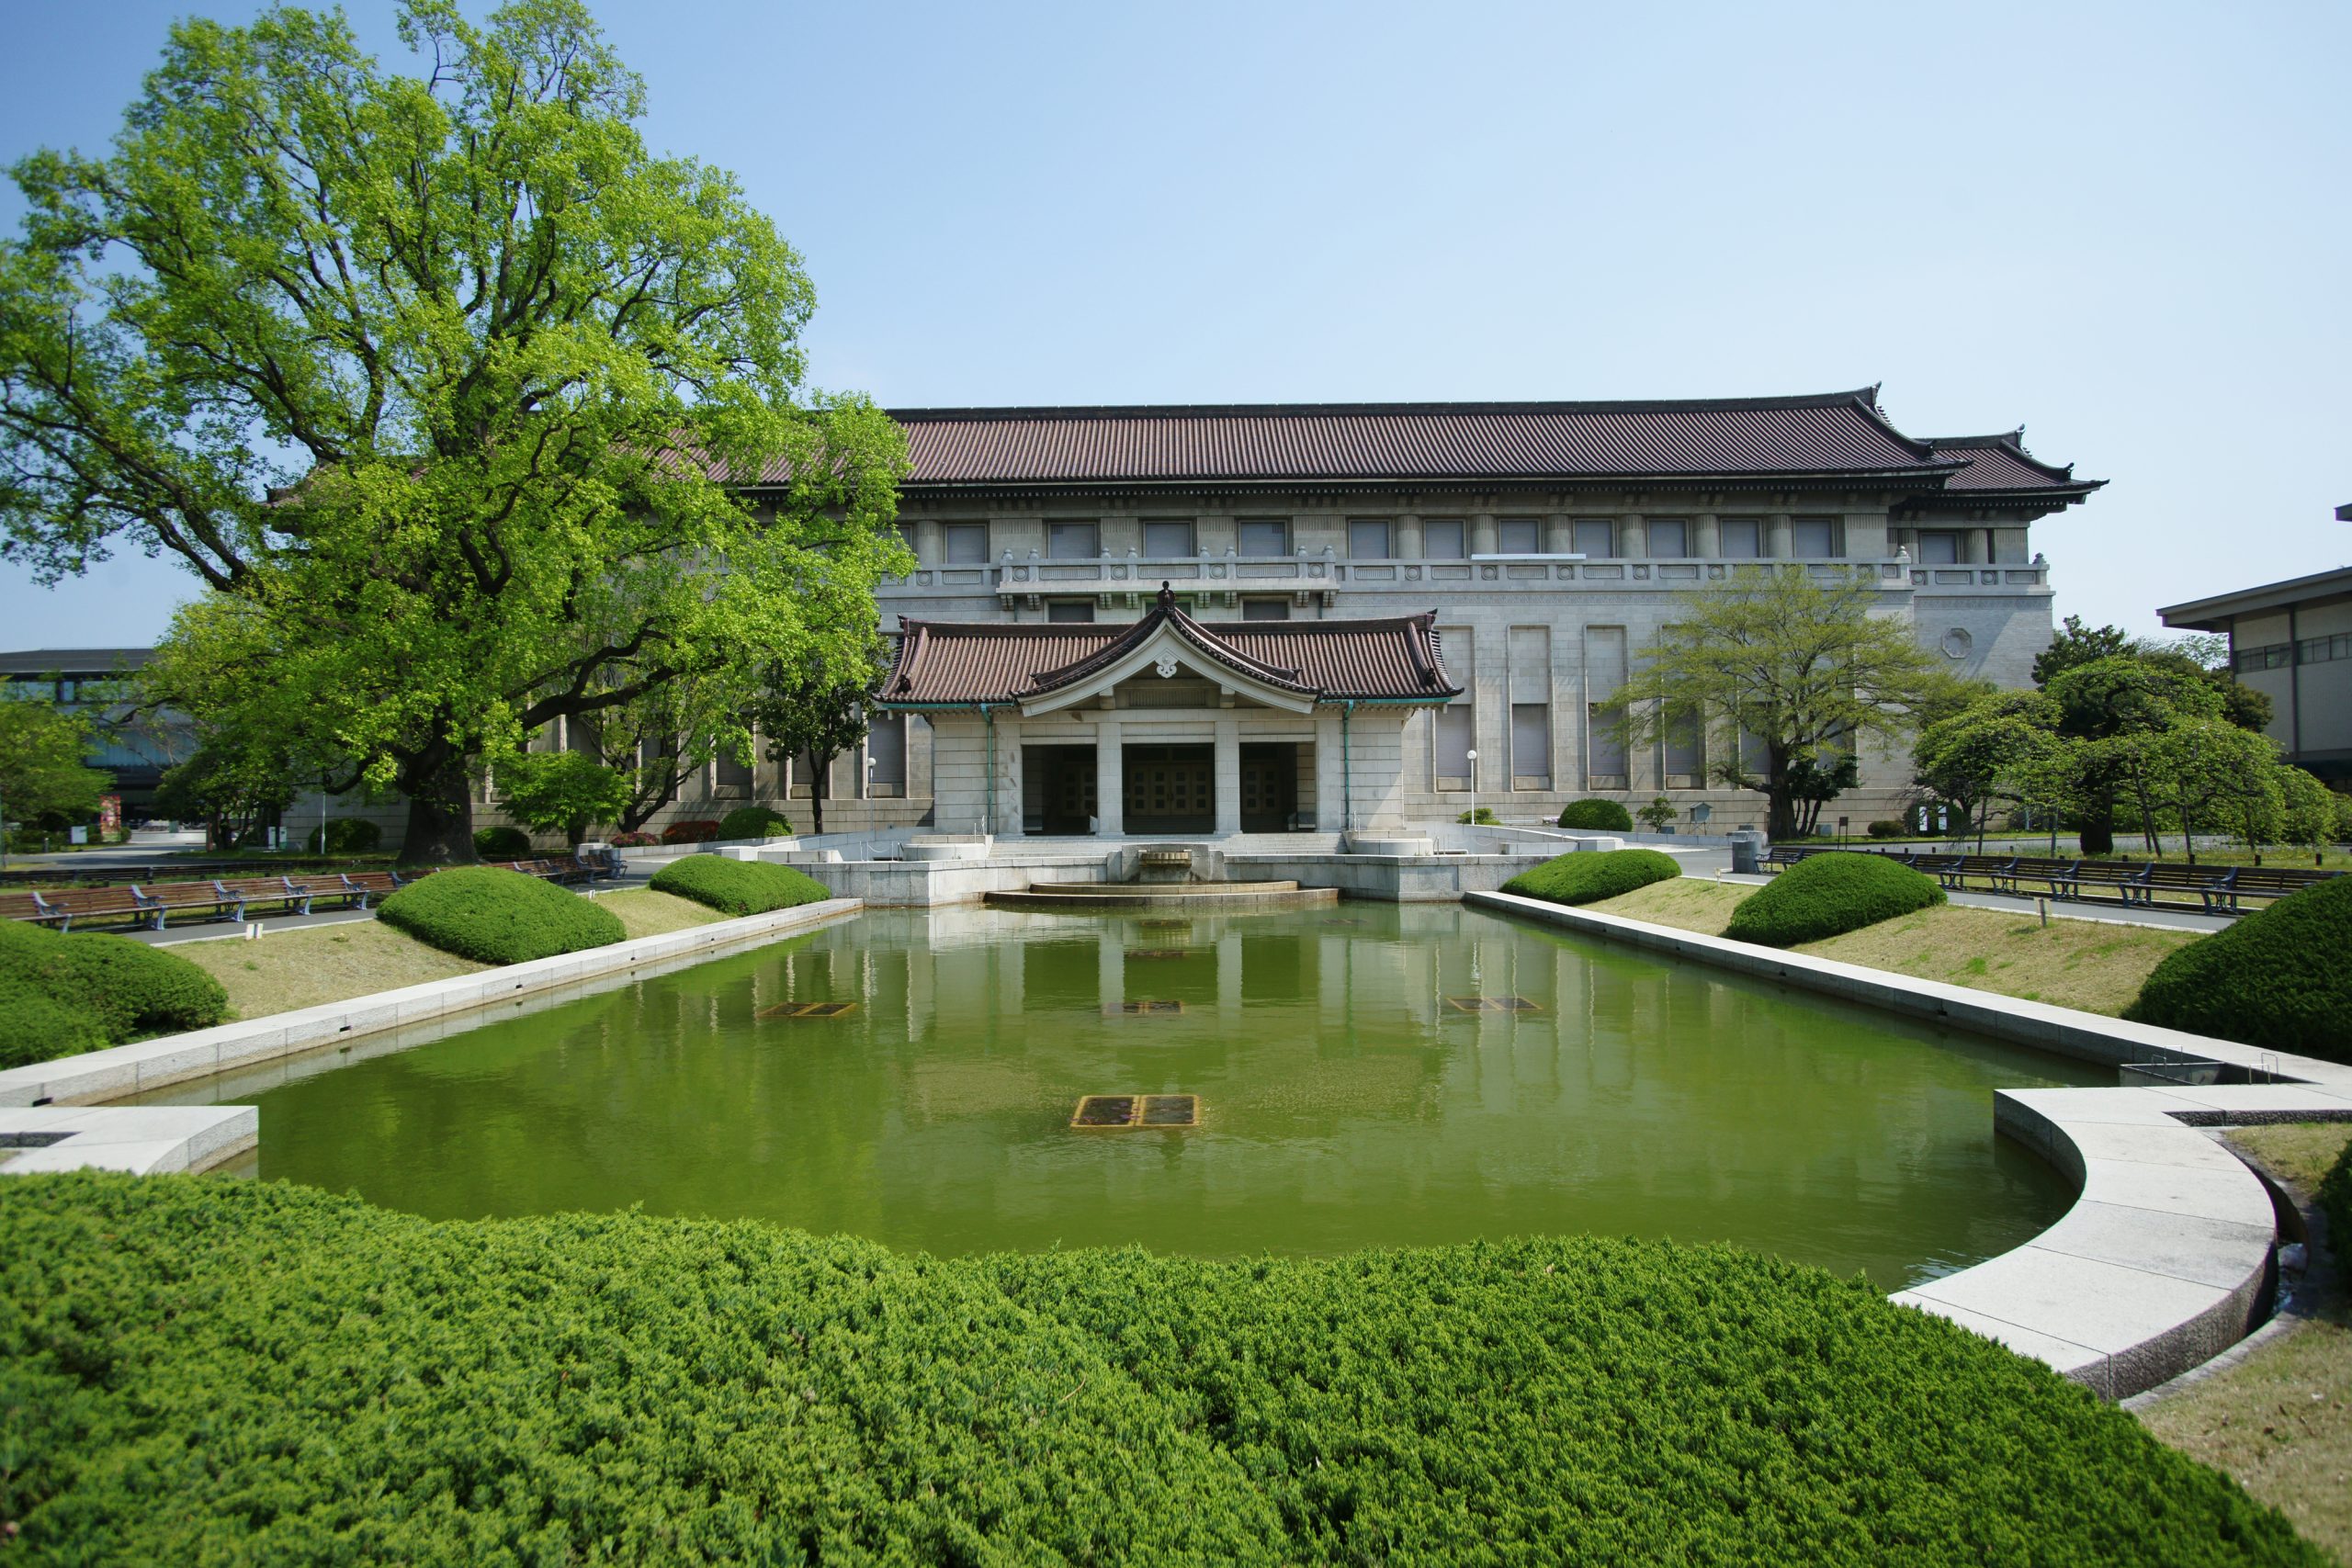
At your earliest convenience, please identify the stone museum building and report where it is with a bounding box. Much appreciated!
[828,387,2099,838]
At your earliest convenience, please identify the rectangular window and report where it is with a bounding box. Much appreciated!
[1046,600,1094,623]
[1719,518,1762,558]
[1238,518,1290,556]
[866,714,907,796]
[943,523,989,564]
[1792,517,1839,558]
[1142,518,1194,557]
[1240,598,1290,621]
[894,522,919,562]
[1047,521,1099,559]
[2234,643,2293,672]
[1423,519,1467,558]
[716,746,753,794]
[1348,519,1392,558]
[1586,706,1627,784]
[1664,705,1703,785]
[1646,518,1690,558]
[1917,531,1961,564]
[1435,705,1474,787]
[1738,727,1770,778]
[1510,703,1551,786]
[1498,517,1542,554]
[1572,519,1615,558]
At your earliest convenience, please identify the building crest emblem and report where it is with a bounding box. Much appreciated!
[1153,657,1180,679]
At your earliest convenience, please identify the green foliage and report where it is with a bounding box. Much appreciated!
[647,854,831,917]
[751,637,887,834]
[376,867,623,965]
[302,818,381,855]
[1867,819,1905,839]
[4,1,909,864]
[471,826,533,859]
[2032,614,2136,687]
[1557,797,1634,831]
[714,805,795,840]
[1604,570,1951,838]
[0,1175,2319,1566]
[2123,877,2352,1062]
[1500,848,1682,907]
[1725,852,1947,948]
[2320,1136,2352,1290]
[662,818,720,845]
[1913,690,2063,845]
[0,695,106,825]
[152,728,303,851]
[1455,807,1498,825]
[0,921,228,1068]
[493,751,631,846]
[1635,795,1679,833]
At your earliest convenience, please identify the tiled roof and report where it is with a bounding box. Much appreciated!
[871,390,1952,487]
[0,648,154,674]
[880,588,1459,706]
[1923,433,2088,492]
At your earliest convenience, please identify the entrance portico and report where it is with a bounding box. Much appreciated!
[879,584,1459,839]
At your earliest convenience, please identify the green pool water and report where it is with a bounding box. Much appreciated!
[164,904,2107,1290]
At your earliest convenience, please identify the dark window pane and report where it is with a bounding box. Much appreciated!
[1498,518,1542,554]
[1349,520,1391,558]
[1240,599,1289,621]
[1720,519,1761,558]
[1047,521,1098,559]
[1572,520,1615,557]
[1142,519,1193,557]
[1046,601,1094,623]
[1238,519,1289,556]
[943,523,989,564]
[1423,519,1466,558]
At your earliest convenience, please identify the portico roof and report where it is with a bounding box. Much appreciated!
[877,585,1461,710]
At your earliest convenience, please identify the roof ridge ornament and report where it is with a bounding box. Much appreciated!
[1156,581,1175,612]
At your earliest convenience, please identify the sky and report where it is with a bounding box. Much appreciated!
[0,0,2344,649]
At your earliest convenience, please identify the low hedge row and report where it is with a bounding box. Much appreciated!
[471,825,532,858]
[0,921,229,1068]
[647,854,832,918]
[1499,848,1682,906]
[714,805,795,841]
[376,866,625,965]
[2124,876,2352,1063]
[1556,797,1634,831]
[1725,852,1946,947]
[0,1175,2315,1564]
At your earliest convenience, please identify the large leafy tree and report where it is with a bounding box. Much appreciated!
[0,695,108,829]
[0,1,906,864]
[751,637,885,836]
[1911,690,2062,851]
[1605,569,1949,839]
[2041,655,2224,854]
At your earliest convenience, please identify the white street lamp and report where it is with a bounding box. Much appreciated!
[1464,748,1478,829]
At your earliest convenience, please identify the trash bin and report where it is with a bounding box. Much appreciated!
[1729,830,1765,875]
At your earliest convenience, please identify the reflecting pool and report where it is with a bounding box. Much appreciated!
[156,905,2108,1289]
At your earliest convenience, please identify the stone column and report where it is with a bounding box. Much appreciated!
[1314,709,1348,830]
[1694,513,1720,557]
[1094,718,1123,836]
[1544,513,1574,554]
[1622,514,1646,558]
[1964,528,1991,564]
[1469,513,1498,555]
[1396,513,1422,558]
[1767,513,1794,558]
[1213,716,1242,836]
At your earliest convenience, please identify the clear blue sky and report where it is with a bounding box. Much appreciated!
[2,0,2344,648]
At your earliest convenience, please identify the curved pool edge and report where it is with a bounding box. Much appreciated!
[0,897,865,1113]
[1466,888,2352,1399]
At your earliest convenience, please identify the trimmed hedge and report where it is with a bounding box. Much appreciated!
[0,921,229,1069]
[304,818,383,854]
[471,825,531,858]
[1500,848,1683,907]
[1724,851,1947,948]
[0,1174,2319,1565]
[714,805,795,841]
[2123,876,2352,1062]
[375,866,624,965]
[662,818,720,845]
[2320,1134,2352,1289]
[1557,797,1634,831]
[648,854,832,918]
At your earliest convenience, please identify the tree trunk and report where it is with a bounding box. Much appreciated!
[397,745,478,867]
[2078,795,2115,856]
[808,753,830,835]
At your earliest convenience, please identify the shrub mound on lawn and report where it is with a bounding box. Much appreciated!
[714,805,795,841]
[1500,848,1682,907]
[1724,851,1946,948]
[2123,875,2352,1062]
[648,854,832,918]
[0,922,229,1069]
[304,818,383,854]
[1556,797,1634,831]
[0,1174,2317,1566]
[471,825,531,858]
[376,866,623,964]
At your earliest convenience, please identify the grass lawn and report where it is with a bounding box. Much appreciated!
[1587,875,2202,1016]
[175,920,487,1020]
[593,886,725,939]
[2137,1123,2352,1565]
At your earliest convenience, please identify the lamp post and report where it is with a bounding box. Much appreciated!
[1464,748,1478,829]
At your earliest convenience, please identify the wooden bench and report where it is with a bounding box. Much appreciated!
[497,856,592,886]
[0,890,72,929]
[217,875,320,918]
[131,880,249,928]
[35,886,164,931]
[2211,865,2342,910]
[336,869,414,905]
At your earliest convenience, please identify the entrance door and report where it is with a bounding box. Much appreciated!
[1123,744,1215,833]
[1238,743,1296,832]
[1027,746,1096,835]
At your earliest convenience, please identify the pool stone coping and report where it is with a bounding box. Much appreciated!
[0,897,864,1172]
[1465,888,2352,1400]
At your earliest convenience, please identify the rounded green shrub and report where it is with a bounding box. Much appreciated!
[2321,1136,2352,1289]
[2122,876,2352,1061]
[715,805,795,841]
[0,1172,2319,1566]
[1866,819,1905,840]
[304,818,382,855]
[471,825,532,858]
[648,853,832,917]
[377,866,624,964]
[0,921,229,1068]
[1557,797,1634,831]
[1724,852,1946,948]
[1500,848,1682,907]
